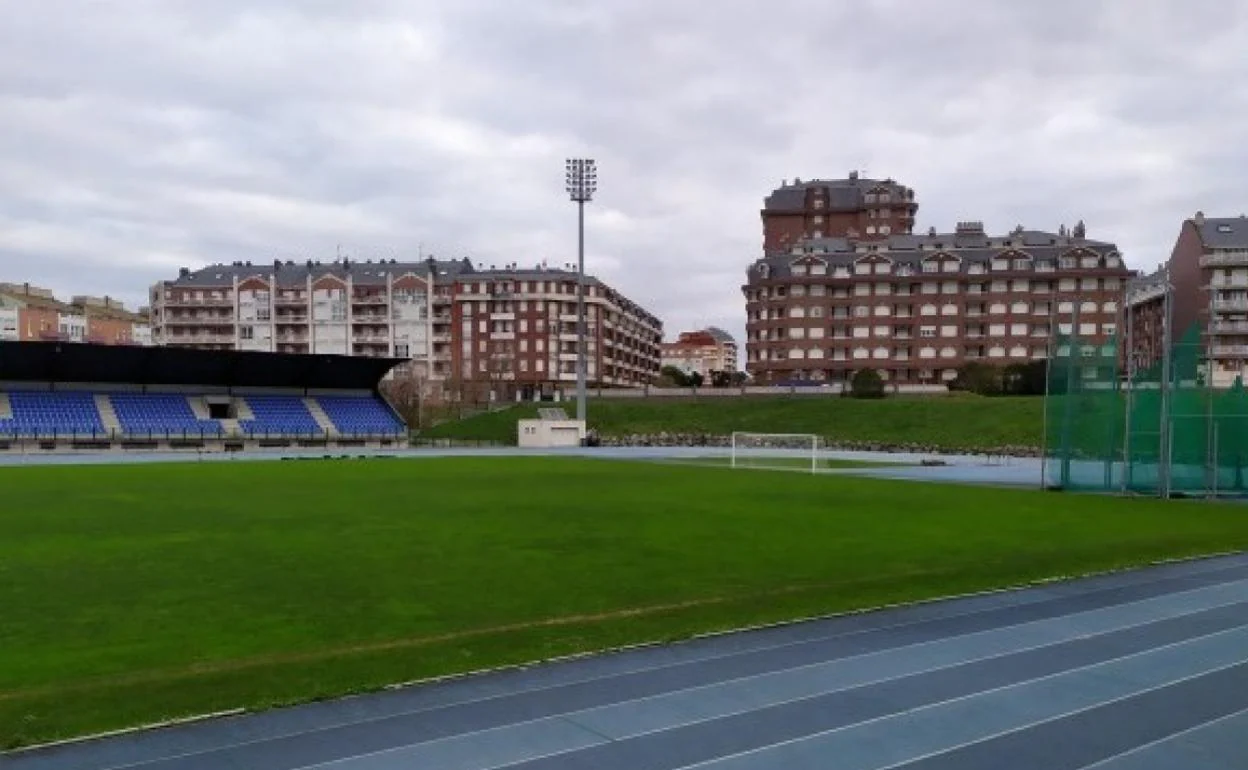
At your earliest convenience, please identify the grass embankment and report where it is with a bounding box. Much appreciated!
[421,394,1044,449]
[4,456,1247,746]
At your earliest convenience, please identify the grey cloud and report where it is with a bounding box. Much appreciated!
[2,0,1248,347]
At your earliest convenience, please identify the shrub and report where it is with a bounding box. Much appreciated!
[850,368,886,399]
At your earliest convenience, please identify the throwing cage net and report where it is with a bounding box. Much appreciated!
[1044,321,1248,497]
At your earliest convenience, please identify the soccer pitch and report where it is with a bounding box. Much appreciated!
[4,456,1248,747]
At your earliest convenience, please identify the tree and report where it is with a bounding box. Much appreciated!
[1002,360,1047,396]
[850,368,886,399]
[381,361,431,429]
[950,362,1003,396]
[658,365,696,387]
[687,371,704,388]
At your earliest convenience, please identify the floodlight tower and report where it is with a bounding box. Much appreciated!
[565,158,597,424]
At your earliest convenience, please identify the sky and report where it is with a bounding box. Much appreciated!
[3,0,1248,345]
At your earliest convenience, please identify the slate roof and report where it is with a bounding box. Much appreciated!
[747,226,1122,281]
[159,258,662,328]
[1194,215,1248,249]
[763,174,914,212]
[704,326,737,343]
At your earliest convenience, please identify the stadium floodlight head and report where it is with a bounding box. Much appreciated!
[565,158,597,203]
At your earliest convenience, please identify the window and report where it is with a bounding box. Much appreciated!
[395,343,410,358]
[240,326,254,340]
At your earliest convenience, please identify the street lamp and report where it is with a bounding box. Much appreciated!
[565,158,597,424]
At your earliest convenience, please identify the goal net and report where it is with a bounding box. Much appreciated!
[730,432,822,473]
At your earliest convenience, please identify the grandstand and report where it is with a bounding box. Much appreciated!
[0,341,408,452]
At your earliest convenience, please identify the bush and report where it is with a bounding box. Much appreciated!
[850,368,886,399]
[950,362,1003,396]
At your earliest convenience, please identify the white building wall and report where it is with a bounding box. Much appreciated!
[0,308,17,341]
[58,312,87,342]
[131,323,153,346]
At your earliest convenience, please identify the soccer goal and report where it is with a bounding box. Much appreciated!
[730,432,822,473]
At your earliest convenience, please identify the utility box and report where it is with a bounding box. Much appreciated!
[517,408,586,448]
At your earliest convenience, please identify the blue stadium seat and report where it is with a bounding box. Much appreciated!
[109,393,224,437]
[316,395,406,436]
[240,396,323,436]
[0,391,105,436]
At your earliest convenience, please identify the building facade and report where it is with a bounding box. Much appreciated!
[660,327,739,379]
[761,173,917,252]
[0,283,151,345]
[1124,269,1168,374]
[149,257,662,395]
[1144,212,1248,388]
[743,220,1131,386]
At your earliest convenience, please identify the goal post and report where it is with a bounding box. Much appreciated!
[730,432,822,473]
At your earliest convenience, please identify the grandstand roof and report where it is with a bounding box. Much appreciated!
[0,341,401,390]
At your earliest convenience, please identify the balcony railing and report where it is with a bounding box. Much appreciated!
[1212,345,1248,357]
[1212,298,1248,312]
[1200,251,1248,267]
[1211,321,1248,334]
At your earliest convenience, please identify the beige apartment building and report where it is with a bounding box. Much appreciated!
[1127,213,1248,387]
[743,220,1131,386]
[660,328,739,379]
[149,257,662,396]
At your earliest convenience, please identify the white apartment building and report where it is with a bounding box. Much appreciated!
[150,257,663,394]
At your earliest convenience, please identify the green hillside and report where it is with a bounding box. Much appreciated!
[420,394,1045,451]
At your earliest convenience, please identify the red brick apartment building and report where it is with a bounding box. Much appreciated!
[761,172,917,252]
[744,177,1131,386]
[1126,212,1248,387]
[149,257,662,397]
[1124,269,1167,373]
[0,283,152,345]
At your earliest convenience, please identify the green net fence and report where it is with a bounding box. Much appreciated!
[1044,322,1248,497]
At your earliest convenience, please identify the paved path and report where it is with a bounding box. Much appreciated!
[10,553,1248,770]
[0,445,1047,487]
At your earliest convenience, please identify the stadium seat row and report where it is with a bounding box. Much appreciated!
[0,392,405,437]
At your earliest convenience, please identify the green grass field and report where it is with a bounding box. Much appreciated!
[420,394,1044,450]
[3,455,1248,747]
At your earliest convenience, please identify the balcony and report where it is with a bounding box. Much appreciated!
[274,295,306,306]
[352,295,388,305]
[1211,321,1248,335]
[166,297,233,307]
[1212,298,1248,312]
[275,314,308,324]
[1212,345,1248,358]
[1200,251,1248,268]
[490,312,516,321]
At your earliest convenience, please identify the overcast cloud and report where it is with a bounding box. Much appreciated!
[3,0,1248,342]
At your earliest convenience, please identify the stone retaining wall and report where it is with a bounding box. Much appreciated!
[595,432,1041,458]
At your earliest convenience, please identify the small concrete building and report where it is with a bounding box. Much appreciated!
[517,408,586,448]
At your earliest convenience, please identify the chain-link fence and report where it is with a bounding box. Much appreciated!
[1044,322,1248,497]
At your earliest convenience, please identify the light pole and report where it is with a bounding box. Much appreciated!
[565,158,597,424]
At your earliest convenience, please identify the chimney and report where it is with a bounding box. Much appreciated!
[1195,211,1206,226]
